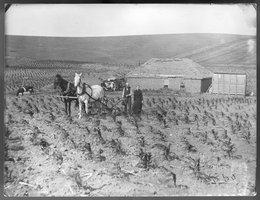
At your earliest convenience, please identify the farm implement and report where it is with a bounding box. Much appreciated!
[49,93,124,112]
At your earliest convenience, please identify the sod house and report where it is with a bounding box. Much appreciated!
[126,58,213,93]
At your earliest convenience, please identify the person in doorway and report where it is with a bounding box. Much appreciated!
[132,85,143,119]
[122,82,132,114]
[180,82,185,90]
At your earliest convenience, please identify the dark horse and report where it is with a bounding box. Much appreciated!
[54,74,79,116]
[16,86,34,96]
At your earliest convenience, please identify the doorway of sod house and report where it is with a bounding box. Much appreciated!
[163,78,169,88]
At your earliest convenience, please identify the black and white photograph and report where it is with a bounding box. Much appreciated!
[4,3,257,196]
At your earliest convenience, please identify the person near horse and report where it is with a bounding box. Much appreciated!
[122,82,132,114]
[132,85,143,119]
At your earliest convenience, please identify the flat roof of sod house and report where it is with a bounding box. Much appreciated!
[127,58,213,79]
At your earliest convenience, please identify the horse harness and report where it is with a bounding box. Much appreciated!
[65,82,71,94]
[75,80,124,111]
[76,81,117,110]
[76,82,95,100]
[64,82,76,95]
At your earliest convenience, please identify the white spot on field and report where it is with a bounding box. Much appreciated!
[247,39,255,53]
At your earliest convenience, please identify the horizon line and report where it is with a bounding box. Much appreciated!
[5,33,256,38]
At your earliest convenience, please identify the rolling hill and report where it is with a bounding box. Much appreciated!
[5,33,256,66]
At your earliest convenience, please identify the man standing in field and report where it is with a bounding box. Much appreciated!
[122,82,132,114]
[132,85,143,119]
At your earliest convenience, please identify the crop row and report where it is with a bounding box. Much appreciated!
[4,68,95,92]
[4,92,256,196]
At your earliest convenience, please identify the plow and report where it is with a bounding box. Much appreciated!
[48,93,124,112]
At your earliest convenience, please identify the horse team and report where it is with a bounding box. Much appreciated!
[18,73,129,118]
[17,73,143,120]
[52,72,105,119]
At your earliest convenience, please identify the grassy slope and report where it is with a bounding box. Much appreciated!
[5,34,256,66]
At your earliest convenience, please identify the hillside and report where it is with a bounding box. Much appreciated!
[5,34,256,66]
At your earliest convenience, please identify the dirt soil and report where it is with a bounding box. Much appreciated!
[4,88,256,196]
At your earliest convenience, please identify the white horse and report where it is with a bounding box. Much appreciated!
[74,72,105,119]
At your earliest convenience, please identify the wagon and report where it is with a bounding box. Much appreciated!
[101,77,126,91]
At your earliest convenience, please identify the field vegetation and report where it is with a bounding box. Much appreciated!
[4,68,256,196]
[4,33,256,196]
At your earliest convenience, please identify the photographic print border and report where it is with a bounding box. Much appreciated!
[1,0,259,199]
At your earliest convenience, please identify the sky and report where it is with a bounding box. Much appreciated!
[5,4,256,37]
